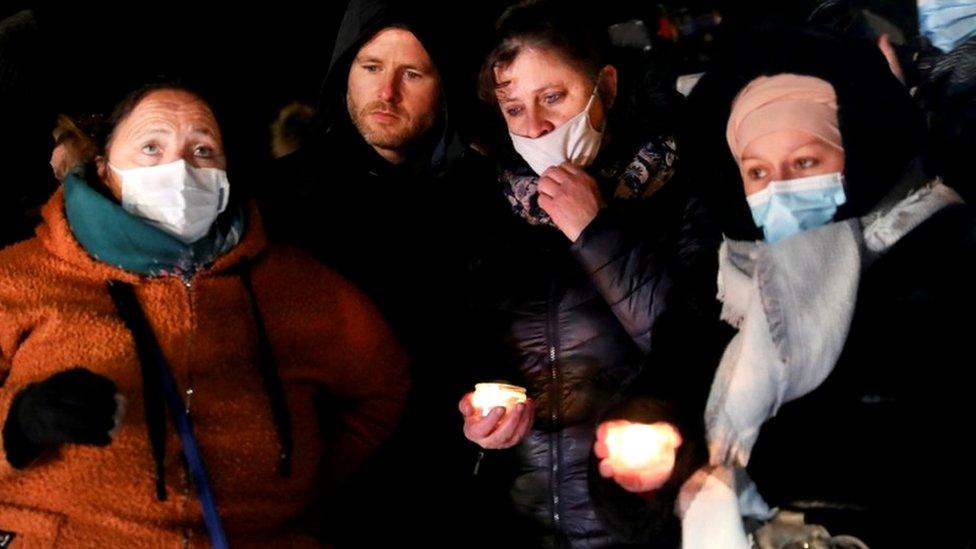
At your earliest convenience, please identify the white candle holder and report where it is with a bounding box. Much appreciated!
[471,383,527,417]
[605,422,681,471]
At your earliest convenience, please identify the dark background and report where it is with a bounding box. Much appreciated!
[1,0,917,239]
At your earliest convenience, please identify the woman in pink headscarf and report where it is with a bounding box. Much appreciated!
[595,30,976,548]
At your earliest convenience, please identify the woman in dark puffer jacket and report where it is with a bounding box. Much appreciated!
[455,2,720,547]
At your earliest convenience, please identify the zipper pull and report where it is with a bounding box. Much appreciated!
[473,450,485,476]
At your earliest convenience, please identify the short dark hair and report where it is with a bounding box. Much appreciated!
[478,1,610,104]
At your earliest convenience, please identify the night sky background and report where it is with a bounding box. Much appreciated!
[1,0,918,236]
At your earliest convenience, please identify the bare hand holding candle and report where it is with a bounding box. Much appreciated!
[594,420,683,494]
[459,383,534,450]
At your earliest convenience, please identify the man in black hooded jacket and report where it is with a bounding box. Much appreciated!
[258,0,494,544]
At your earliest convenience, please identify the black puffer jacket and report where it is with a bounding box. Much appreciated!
[467,135,719,548]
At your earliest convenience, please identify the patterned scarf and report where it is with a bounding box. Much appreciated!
[500,136,677,226]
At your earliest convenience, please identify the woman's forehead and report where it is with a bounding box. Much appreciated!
[494,47,582,97]
[742,129,839,159]
[119,90,220,137]
[128,90,217,125]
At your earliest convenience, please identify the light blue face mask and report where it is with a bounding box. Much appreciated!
[918,0,976,53]
[747,172,847,244]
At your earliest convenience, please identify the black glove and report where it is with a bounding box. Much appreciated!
[3,367,118,469]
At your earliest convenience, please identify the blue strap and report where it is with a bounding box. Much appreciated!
[107,281,229,548]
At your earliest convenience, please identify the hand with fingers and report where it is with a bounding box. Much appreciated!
[537,162,605,242]
[459,391,535,450]
[3,367,121,469]
[594,420,683,495]
[877,33,905,85]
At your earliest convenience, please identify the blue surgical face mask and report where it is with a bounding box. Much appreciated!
[918,0,976,53]
[747,172,847,244]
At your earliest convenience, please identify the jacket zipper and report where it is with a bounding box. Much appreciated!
[181,273,197,416]
[546,276,563,537]
[180,273,197,501]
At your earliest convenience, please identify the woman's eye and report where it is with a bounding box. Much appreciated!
[749,167,767,180]
[795,157,818,170]
[194,145,214,158]
[505,105,523,117]
[363,64,380,73]
[141,143,159,155]
[405,70,422,80]
[543,93,562,105]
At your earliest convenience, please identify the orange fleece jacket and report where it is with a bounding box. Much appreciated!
[0,188,409,547]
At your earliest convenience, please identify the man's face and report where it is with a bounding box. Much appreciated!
[346,27,441,163]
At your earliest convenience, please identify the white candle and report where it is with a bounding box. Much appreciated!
[472,383,527,417]
[605,422,681,471]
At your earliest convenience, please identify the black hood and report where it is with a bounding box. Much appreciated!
[919,36,976,203]
[681,29,925,241]
[315,0,466,175]
[1,9,59,243]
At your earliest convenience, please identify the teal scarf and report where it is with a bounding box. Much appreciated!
[63,169,244,277]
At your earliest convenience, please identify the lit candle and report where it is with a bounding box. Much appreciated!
[471,383,528,417]
[605,422,682,471]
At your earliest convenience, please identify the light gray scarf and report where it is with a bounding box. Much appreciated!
[705,178,963,467]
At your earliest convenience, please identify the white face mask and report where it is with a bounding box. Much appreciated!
[110,159,230,244]
[508,85,605,176]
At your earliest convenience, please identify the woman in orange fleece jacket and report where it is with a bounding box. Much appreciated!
[0,84,409,547]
